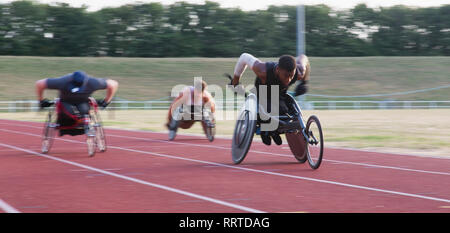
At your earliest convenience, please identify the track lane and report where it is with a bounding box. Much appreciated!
[0,119,449,212]
[0,144,264,213]
[3,139,449,213]
[2,119,449,173]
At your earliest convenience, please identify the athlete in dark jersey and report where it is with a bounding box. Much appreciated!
[231,53,310,145]
[35,71,119,135]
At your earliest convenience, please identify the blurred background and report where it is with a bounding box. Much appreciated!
[0,0,449,156]
[0,0,449,57]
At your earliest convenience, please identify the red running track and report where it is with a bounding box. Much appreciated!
[0,119,449,213]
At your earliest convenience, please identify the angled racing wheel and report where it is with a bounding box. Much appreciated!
[231,93,258,164]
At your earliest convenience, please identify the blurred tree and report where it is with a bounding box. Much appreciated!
[0,1,448,57]
[0,1,47,55]
[45,3,100,56]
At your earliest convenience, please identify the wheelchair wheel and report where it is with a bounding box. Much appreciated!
[286,132,307,163]
[168,118,179,141]
[168,106,183,141]
[204,123,215,142]
[87,135,96,157]
[305,115,324,169]
[202,113,216,142]
[282,93,307,163]
[41,111,56,154]
[92,111,106,152]
[231,93,257,164]
[84,115,97,157]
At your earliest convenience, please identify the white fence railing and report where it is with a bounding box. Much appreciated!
[301,100,450,110]
[1,100,450,112]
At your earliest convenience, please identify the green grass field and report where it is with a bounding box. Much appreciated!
[1,56,449,101]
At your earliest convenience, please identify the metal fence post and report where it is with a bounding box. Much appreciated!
[9,102,15,112]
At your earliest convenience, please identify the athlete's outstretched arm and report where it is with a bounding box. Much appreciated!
[204,91,216,113]
[171,87,190,111]
[296,54,310,82]
[35,79,48,101]
[294,54,310,96]
[232,53,267,85]
[104,79,119,103]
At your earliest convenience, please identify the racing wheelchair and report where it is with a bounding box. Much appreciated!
[231,89,324,170]
[41,97,106,157]
[168,105,216,142]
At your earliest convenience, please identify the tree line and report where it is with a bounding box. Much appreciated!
[0,1,449,57]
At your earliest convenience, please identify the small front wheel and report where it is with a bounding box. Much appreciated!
[205,126,215,142]
[85,116,97,157]
[305,115,324,169]
[92,112,106,152]
[41,112,56,154]
[168,118,179,141]
[87,135,96,157]
[202,120,215,142]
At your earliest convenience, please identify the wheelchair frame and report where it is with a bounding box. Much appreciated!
[231,93,324,169]
[41,97,106,157]
[168,105,216,142]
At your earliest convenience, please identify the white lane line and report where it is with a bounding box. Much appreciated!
[107,125,450,159]
[4,126,450,177]
[106,146,450,204]
[107,133,450,176]
[1,128,450,205]
[3,120,450,159]
[2,121,450,176]
[320,159,450,176]
[0,142,264,213]
[0,199,20,213]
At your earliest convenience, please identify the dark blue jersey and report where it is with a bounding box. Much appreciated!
[46,74,107,104]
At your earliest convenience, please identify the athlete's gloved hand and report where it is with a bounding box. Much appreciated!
[224,73,237,86]
[39,98,53,109]
[224,73,245,95]
[96,99,110,109]
[294,80,308,96]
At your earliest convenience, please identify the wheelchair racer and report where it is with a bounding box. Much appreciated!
[35,71,119,136]
[166,79,216,137]
[229,53,310,146]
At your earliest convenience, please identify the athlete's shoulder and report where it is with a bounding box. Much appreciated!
[203,91,214,101]
[86,77,107,90]
[253,60,269,82]
[46,74,73,89]
[266,61,277,69]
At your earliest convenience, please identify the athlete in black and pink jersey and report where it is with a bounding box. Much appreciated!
[230,53,311,146]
